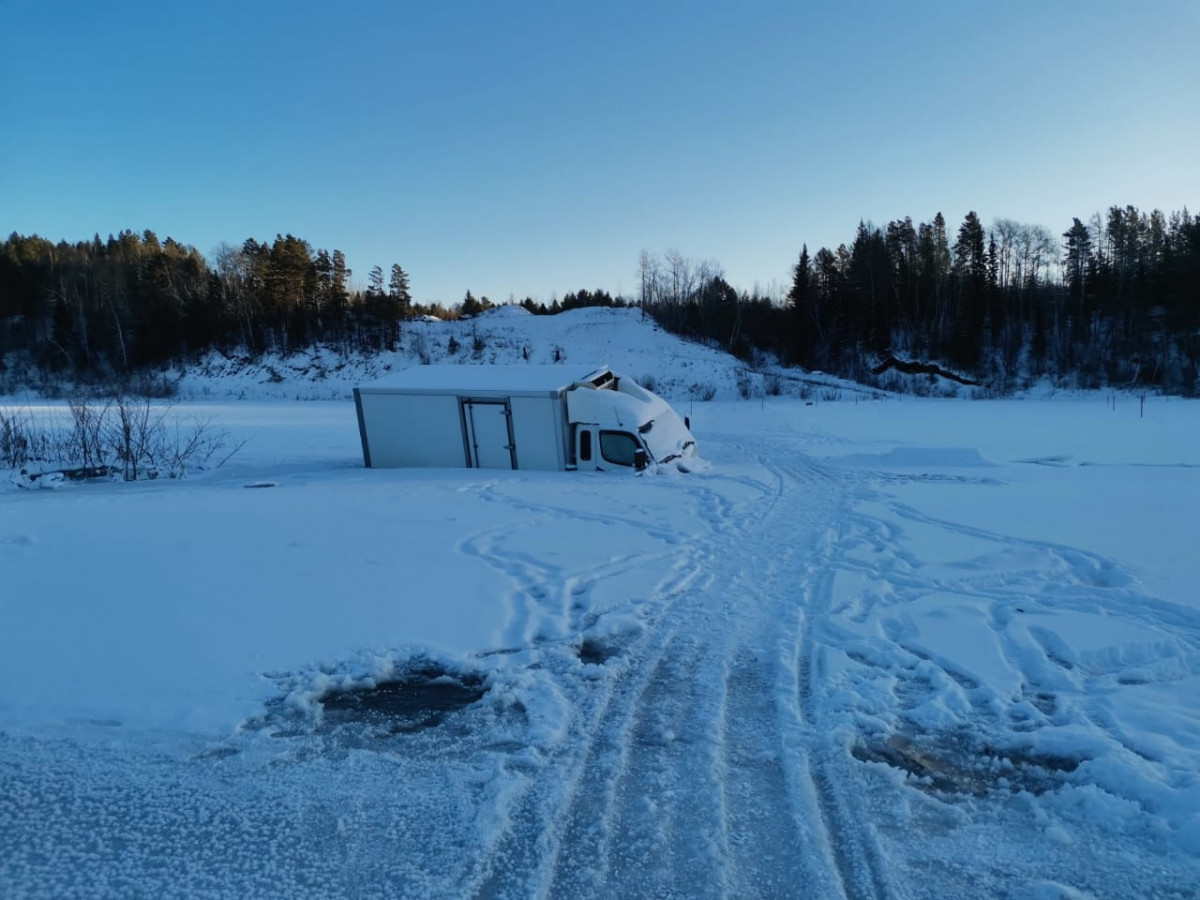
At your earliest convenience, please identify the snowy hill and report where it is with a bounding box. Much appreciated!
[174,306,857,403]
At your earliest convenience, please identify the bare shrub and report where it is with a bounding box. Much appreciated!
[105,394,170,480]
[104,395,240,481]
[161,416,245,478]
[2,394,240,483]
[638,373,657,393]
[0,409,33,469]
[69,395,108,469]
[0,407,59,470]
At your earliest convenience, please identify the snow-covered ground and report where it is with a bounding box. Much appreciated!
[3,316,1199,898]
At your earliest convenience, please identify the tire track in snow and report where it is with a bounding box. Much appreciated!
[468,459,767,898]
[719,647,815,899]
[547,629,726,899]
[774,459,894,900]
[469,556,717,900]
[457,475,735,898]
[471,446,890,899]
[534,457,795,899]
[570,451,879,899]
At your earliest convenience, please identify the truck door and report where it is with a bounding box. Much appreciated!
[575,426,595,470]
[575,427,646,471]
[463,400,516,469]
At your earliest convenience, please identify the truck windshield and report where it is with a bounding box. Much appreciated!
[599,431,640,466]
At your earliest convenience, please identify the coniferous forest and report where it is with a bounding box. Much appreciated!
[2,204,1198,394]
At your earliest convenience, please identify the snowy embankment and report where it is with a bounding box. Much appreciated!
[2,309,1199,898]
[169,305,859,404]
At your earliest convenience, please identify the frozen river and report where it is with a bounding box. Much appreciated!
[2,395,1199,898]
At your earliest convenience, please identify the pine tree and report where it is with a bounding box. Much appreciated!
[948,212,988,368]
[1062,217,1093,305]
[367,265,385,297]
[953,212,987,279]
[461,290,483,317]
[932,213,952,277]
[330,251,350,316]
[388,264,412,319]
[885,217,917,332]
[786,246,816,364]
[787,245,811,311]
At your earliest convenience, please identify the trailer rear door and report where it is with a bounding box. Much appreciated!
[463,399,516,469]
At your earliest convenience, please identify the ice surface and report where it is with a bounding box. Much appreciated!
[2,316,1199,898]
[836,446,993,467]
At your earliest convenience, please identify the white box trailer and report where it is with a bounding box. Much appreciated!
[353,364,697,472]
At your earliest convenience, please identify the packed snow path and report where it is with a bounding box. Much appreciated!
[471,449,865,899]
[3,398,1199,899]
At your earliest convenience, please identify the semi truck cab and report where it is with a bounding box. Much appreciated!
[566,372,696,471]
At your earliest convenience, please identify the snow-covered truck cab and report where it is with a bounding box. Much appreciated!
[353,364,696,472]
[566,370,697,472]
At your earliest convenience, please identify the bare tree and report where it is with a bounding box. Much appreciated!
[638,250,662,313]
[665,249,687,306]
[992,218,1021,291]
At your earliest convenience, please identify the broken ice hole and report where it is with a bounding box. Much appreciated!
[318,666,487,734]
[578,637,620,665]
[852,730,1081,797]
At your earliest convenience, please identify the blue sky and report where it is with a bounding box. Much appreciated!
[4,1,1198,304]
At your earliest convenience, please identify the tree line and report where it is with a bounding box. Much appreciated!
[792,207,1199,392]
[637,205,1200,394]
[0,231,426,378]
[2,204,1198,394]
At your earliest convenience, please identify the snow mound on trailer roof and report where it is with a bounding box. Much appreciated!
[359,363,607,393]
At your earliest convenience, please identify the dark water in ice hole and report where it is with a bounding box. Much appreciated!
[317,668,487,733]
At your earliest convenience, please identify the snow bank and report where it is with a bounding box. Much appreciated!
[171,307,753,403]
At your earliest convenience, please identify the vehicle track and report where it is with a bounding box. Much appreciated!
[777,460,894,900]
[470,558,716,900]
[470,447,889,899]
[550,629,725,898]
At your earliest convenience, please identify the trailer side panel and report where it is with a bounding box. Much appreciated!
[358,392,467,468]
[509,395,568,470]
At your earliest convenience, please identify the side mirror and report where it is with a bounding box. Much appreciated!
[684,417,691,430]
[633,448,648,471]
